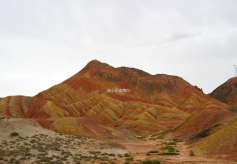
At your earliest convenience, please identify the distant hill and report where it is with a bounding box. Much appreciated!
[209,77,237,107]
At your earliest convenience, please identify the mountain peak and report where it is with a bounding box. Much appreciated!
[87,59,110,67]
[81,60,112,71]
[87,59,102,65]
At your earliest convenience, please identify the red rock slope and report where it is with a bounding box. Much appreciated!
[0,60,228,139]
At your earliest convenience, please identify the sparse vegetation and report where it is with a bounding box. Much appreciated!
[0,117,10,120]
[164,142,176,145]
[159,144,180,155]
[0,131,127,164]
[10,132,19,137]
[125,157,133,161]
[148,150,159,153]
[173,138,182,143]
[124,153,130,157]
[189,124,219,140]
[118,154,123,158]
[141,159,161,164]
[161,152,179,155]
[163,145,175,152]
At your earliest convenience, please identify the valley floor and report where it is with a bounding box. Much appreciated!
[118,135,236,164]
[0,118,236,164]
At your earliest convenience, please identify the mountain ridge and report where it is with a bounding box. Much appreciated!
[38,60,226,110]
[0,60,229,140]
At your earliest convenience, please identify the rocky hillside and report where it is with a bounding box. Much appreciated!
[0,60,228,139]
[172,77,237,160]
[210,77,237,107]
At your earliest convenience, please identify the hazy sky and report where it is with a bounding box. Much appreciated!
[0,0,237,97]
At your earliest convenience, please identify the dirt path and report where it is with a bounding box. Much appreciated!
[117,135,237,164]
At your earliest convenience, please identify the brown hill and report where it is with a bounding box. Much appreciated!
[209,77,237,107]
[0,60,228,139]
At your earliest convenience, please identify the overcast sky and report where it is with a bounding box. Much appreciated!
[0,0,237,97]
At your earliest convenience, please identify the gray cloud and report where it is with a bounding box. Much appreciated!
[0,0,237,97]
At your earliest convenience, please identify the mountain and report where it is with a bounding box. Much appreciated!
[209,77,237,107]
[0,60,228,139]
[37,60,227,111]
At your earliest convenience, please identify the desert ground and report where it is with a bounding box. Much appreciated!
[0,117,236,164]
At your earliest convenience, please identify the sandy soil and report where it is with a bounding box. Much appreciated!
[0,118,128,164]
[0,117,236,164]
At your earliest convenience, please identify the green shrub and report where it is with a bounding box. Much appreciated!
[141,159,161,164]
[162,152,179,155]
[148,150,159,153]
[118,154,123,158]
[165,142,176,145]
[124,153,130,157]
[10,132,19,137]
[0,117,10,120]
[173,138,182,143]
[157,136,164,139]
[125,157,133,161]
[164,146,175,152]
